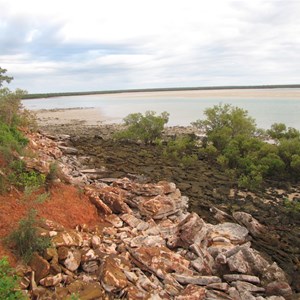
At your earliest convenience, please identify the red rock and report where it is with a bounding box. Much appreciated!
[128,246,192,279]
[99,254,129,292]
[175,284,206,300]
[99,186,132,214]
[265,281,293,298]
[29,253,51,283]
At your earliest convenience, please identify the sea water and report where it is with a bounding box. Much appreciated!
[22,89,300,129]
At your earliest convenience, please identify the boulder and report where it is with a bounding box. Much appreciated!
[233,211,266,236]
[128,246,192,279]
[29,253,51,283]
[175,284,206,300]
[265,281,293,298]
[210,222,249,245]
[52,230,83,247]
[63,248,82,272]
[99,255,129,292]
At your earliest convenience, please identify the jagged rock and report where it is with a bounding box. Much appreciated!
[138,192,186,219]
[210,222,249,245]
[175,284,206,300]
[174,213,208,248]
[205,289,233,299]
[223,274,261,284]
[52,230,83,247]
[206,282,229,291]
[99,254,129,292]
[233,280,265,293]
[227,250,251,273]
[128,246,192,279]
[63,248,82,272]
[88,193,113,215]
[173,274,221,285]
[233,211,266,237]
[120,213,149,230]
[130,235,166,247]
[105,214,123,227]
[58,145,78,154]
[99,186,132,214]
[29,253,51,283]
[265,281,293,298]
[40,273,63,287]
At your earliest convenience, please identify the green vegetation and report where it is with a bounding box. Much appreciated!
[193,103,300,190]
[114,111,169,144]
[162,135,198,166]
[6,209,51,262]
[8,160,46,190]
[0,257,26,300]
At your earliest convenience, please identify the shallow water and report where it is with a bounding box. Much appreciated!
[22,89,300,129]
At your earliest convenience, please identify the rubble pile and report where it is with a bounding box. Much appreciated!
[16,132,294,299]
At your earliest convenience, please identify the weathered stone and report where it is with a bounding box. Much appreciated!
[120,213,149,230]
[29,253,51,283]
[173,274,221,285]
[99,255,129,292]
[210,222,249,245]
[233,281,265,293]
[265,281,293,298]
[233,211,266,237]
[177,213,208,248]
[79,282,105,300]
[40,273,63,287]
[205,289,233,299]
[126,285,150,300]
[206,282,229,291]
[223,274,260,284]
[261,263,289,285]
[105,214,123,227]
[175,284,206,300]
[227,250,251,273]
[128,246,192,279]
[81,248,99,262]
[58,145,78,154]
[52,230,83,247]
[63,249,82,272]
[89,194,113,215]
[138,194,180,219]
[98,186,132,214]
[55,286,69,299]
[91,235,101,249]
[130,235,166,248]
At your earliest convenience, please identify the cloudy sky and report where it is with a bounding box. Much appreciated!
[0,0,299,93]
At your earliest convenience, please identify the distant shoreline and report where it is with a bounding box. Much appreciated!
[22,84,300,99]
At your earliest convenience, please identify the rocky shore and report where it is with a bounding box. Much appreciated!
[11,129,299,299]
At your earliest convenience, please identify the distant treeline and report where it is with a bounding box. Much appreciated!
[22,84,300,100]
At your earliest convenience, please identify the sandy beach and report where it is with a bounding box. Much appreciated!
[35,107,116,126]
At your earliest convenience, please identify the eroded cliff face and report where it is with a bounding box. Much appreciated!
[13,132,297,299]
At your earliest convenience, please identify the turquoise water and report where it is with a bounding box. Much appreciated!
[22,91,300,129]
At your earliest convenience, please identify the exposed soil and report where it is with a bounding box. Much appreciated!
[0,183,103,266]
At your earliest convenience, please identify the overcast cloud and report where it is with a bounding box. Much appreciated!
[0,0,299,93]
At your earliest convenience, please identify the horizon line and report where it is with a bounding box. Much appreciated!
[23,84,300,99]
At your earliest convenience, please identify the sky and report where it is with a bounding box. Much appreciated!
[0,0,299,93]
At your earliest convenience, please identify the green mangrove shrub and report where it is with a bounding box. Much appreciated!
[114,111,169,144]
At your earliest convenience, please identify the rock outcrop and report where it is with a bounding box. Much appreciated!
[15,131,296,299]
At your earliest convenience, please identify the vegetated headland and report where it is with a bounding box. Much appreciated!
[22,84,300,99]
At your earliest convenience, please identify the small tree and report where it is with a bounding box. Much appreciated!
[114,111,169,144]
[192,103,256,151]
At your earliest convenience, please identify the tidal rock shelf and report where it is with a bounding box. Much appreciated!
[18,131,297,299]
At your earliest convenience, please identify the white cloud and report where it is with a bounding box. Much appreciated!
[0,0,299,92]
